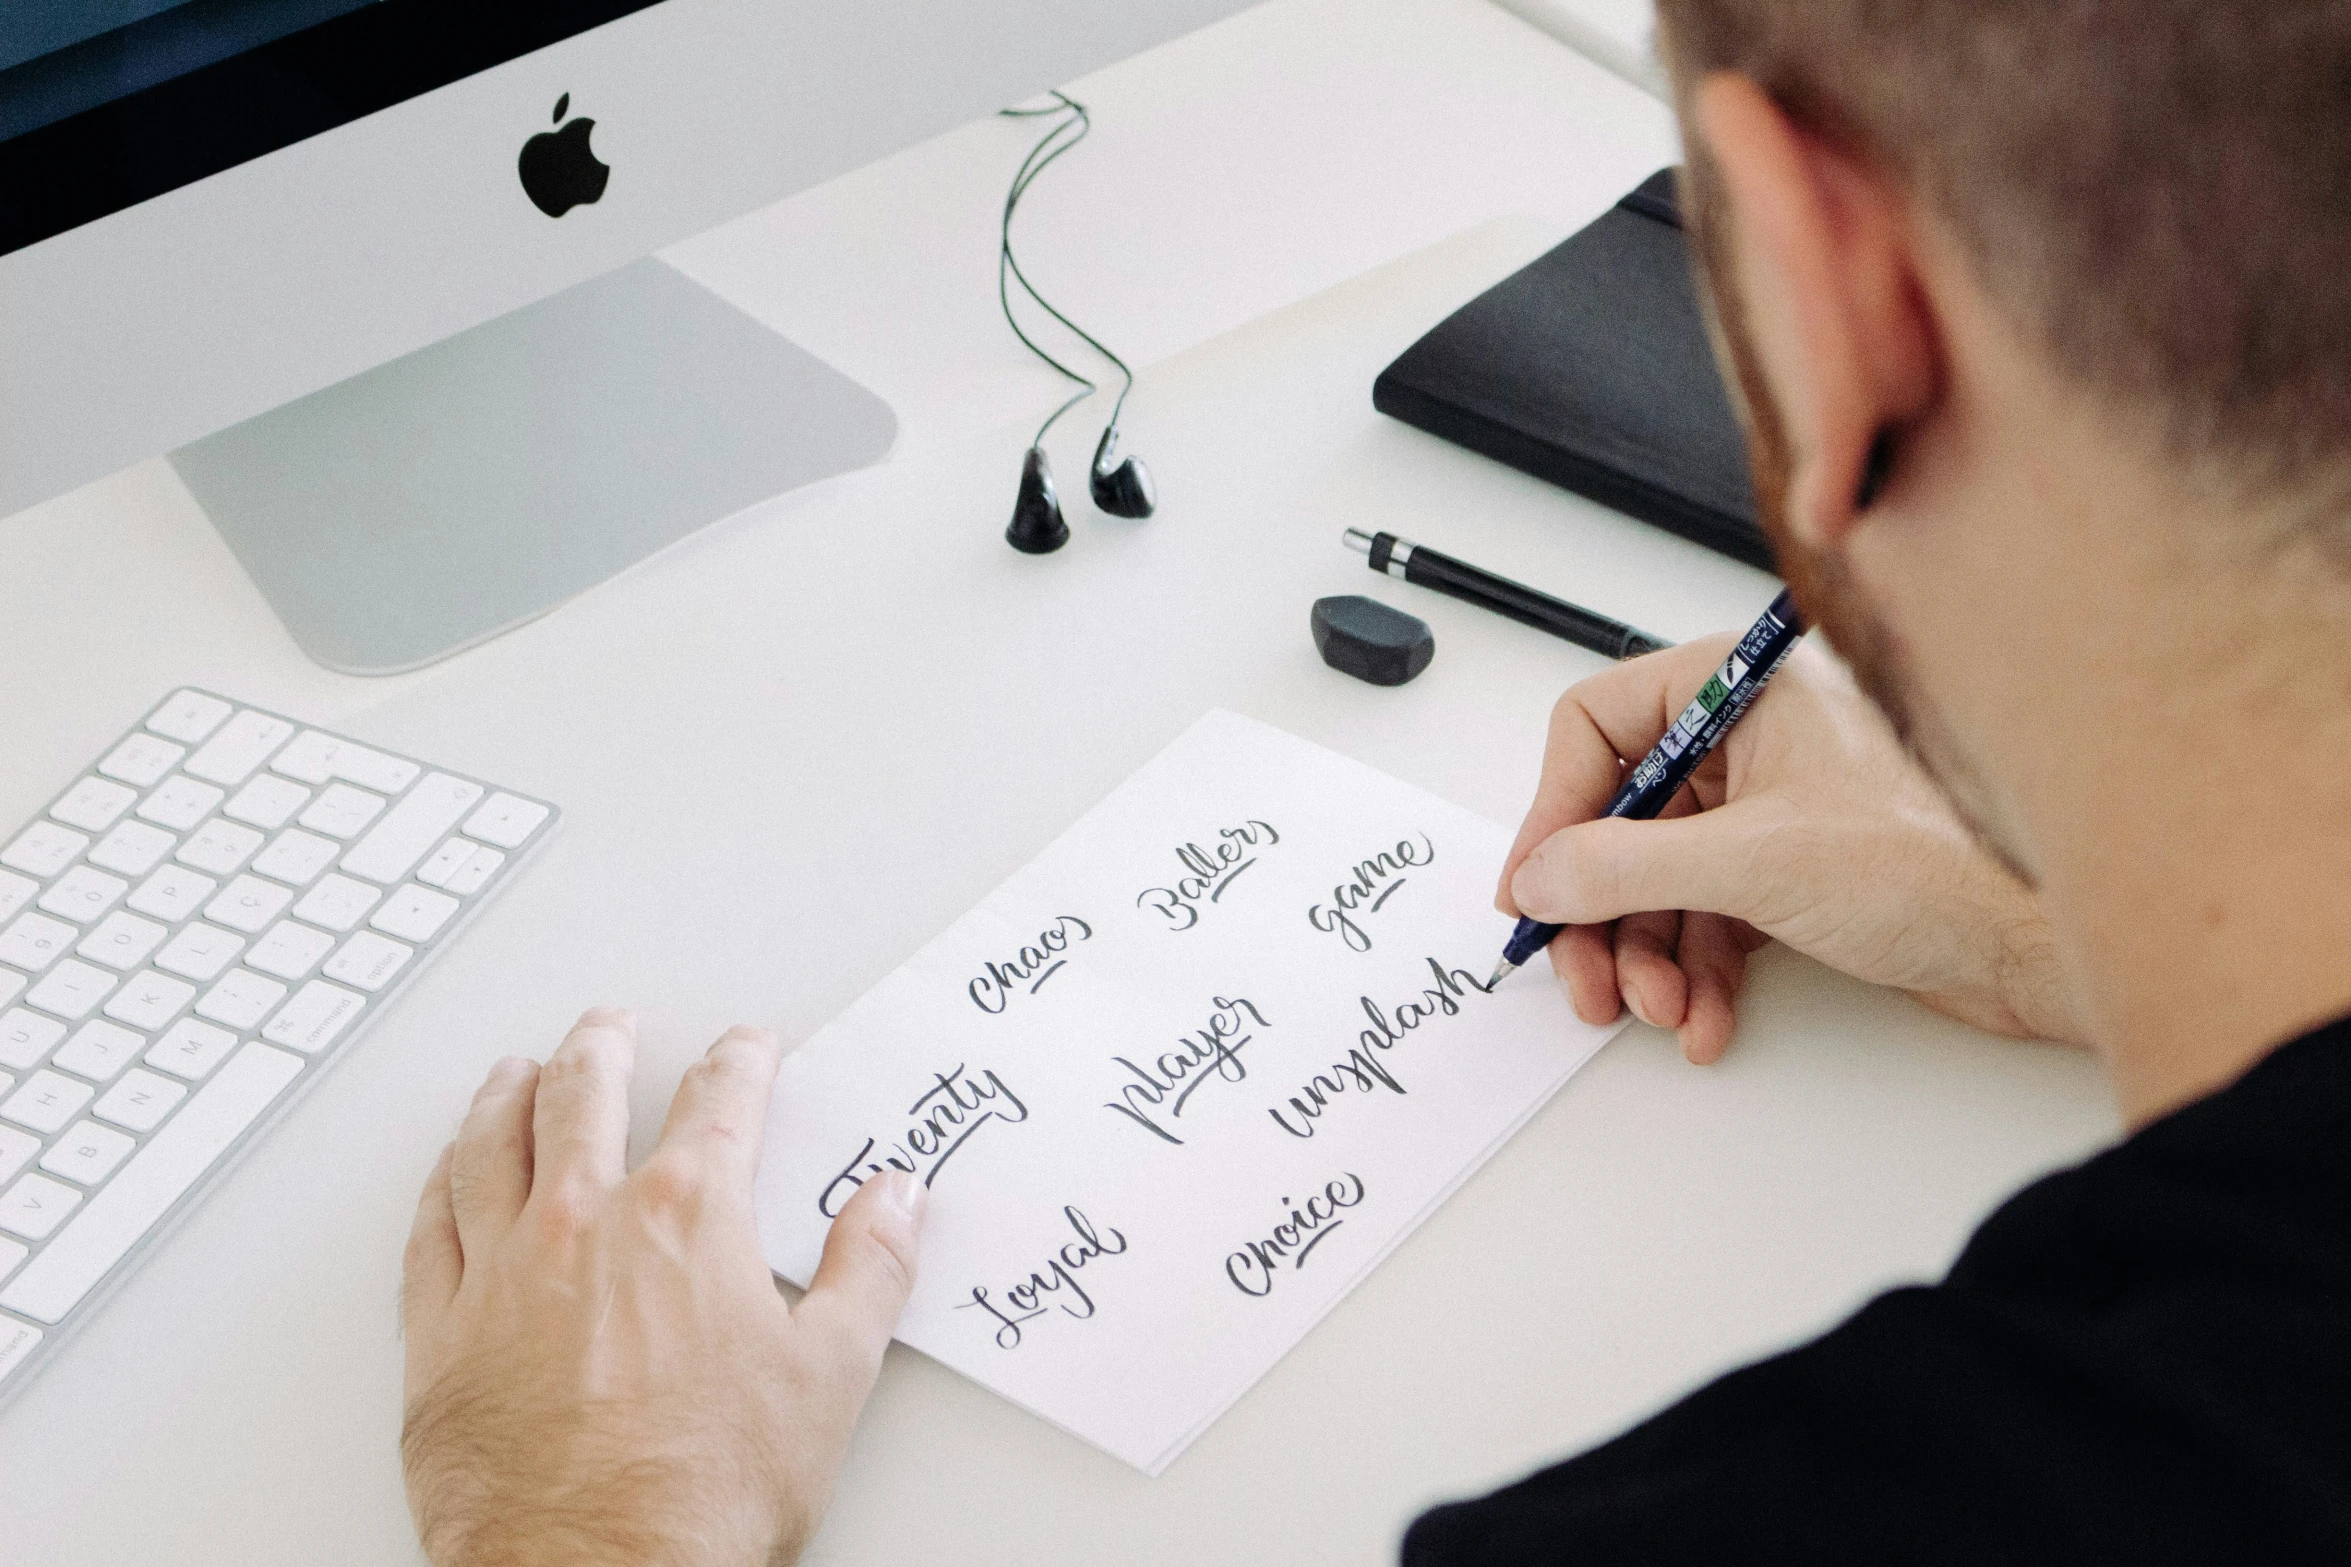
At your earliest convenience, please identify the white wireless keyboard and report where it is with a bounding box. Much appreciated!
[0,690,555,1402]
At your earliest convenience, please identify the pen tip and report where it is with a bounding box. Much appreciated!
[1487,961,1517,988]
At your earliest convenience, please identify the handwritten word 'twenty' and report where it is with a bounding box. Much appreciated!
[1136,819,1280,932]
[954,1206,1130,1349]
[818,1063,1029,1217]
[1267,958,1493,1138]
[1224,1173,1367,1297]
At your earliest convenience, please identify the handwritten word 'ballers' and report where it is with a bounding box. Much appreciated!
[1136,819,1280,932]
[818,1063,1029,1217]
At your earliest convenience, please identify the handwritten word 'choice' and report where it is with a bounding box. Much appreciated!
[1306,832,1436,952]
[967,914,1093,1014]
[1103,994,1269,1146]
[1224,1173,1367,1297]
[1136,819,1280,932]
[819,1063,1029,1217]
[955,1206,1130,1349]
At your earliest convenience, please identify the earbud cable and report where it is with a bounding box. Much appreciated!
[998,92,1138,451]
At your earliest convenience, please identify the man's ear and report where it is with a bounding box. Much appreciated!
[1694,73,1938,546]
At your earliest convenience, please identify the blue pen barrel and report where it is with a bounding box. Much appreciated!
[1499,591,1805,974]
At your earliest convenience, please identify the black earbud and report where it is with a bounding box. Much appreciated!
[1005,446,1070,554]
[1089,425,1156,519]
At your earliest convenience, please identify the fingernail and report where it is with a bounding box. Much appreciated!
[876,1169,927,1221]
[1627,988,1657,1027]
[489,1055,535,1085]
[581,1006,636,1032]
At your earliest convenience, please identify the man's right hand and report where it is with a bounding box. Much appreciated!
[1497,636,2084,1063]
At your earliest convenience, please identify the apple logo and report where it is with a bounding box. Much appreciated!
[518,94,610,218]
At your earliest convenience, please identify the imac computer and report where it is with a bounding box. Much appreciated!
[0,0,1256,672]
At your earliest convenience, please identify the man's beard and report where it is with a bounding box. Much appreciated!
[1679,154,2038,888]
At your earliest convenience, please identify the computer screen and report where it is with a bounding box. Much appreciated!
[0,0,662,253]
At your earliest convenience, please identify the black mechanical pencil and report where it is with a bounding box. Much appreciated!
[1492,589,1807,985]
[1341,528,1672,662]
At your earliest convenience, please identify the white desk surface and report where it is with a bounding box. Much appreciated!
[0,2,2118,1562]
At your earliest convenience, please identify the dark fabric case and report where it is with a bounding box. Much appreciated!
[1373,168,1770,570]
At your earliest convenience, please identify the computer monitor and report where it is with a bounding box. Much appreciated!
[0,0,1255,672]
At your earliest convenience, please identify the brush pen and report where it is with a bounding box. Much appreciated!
[1342,528,1672,661]
[1490,589,1807,986]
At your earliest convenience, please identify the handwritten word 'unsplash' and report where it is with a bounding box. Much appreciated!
[1225,1173,1367,1297]
[1104,994,1269,1146]
[1267,958,1494,1138]
[1136,819,1280,933]
[967,914,1093,1015]
[818,1064,1029,1217]
[1306,832,1436,952]
[954,1206,1130,1350]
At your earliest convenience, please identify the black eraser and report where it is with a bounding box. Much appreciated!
[1312,595,1435,686]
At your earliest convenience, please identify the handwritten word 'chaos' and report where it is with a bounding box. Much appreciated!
[1103,994,1269,1146]
[1267,958,1493,1138]
[967,914,1094,1015]
[1136,820,1280,933]
[818,1064,1029,1217]
[1224,1173,1367,1297]
[1305,833,1436,952]
[953,1206,1131,1349]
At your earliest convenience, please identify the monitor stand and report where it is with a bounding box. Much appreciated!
[171,258,897,676]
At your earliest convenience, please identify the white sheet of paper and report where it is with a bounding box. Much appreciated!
[754,711,1627,1474]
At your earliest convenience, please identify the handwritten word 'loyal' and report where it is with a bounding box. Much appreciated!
[954,1206,1130,1349]
[1136,819,1280,932]
[1267,958,1493,1138]
[1224,1173,1367,1297]
[818,1063,1029,1217]
[967,914,1093,1015]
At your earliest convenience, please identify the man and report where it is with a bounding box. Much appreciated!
[398,2,2351,1561]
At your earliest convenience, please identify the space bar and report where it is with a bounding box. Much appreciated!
[0,1043,303,1325]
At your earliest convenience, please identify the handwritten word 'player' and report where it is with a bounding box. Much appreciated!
[1135,819,1280,932]
[954,1206,1131,1349]
[1224,1173,1367,1297]
[818,1063,1029,1217]
[967,914,1093,1014]
[1305,832,1435,952]
[1103,994,1269,1146]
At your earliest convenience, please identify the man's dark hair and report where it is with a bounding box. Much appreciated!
[1654,1,2351,502]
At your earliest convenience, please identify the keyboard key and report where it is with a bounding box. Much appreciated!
[271,731,422,794]
[103,969,196,1032]
[295,873,380,933]
[76,911,166,971]
[146,691,233,744]
[177,818,264,876]
[0,870,34,923]
[26,960,115,1021]
[183,710,294,786]
[154,924,245,983]
[41,1121,134,1186]
[138,776,226,831]
[0,1174,81,1240]
[51,777,137,833]
[444,845,504,895]
[4,1044,300,1323]
[38,865,129,925]
[146,1018,238,1081]
[87,820,177,878]
[196,968,285,1030]
[298,783,389,841]
[3,822,88,878]
[54,1021,146,1083]
[246,920,334,980]
[224,775,311,831]
[98,733,185,788]
[0,968,21,1011]
[0,913,77,973]
[0,1314,40,1380]
[324,931,412,993]
[263,981,366,1055]
[127,865,216,923]
[415,838,474,889]
[91,1068,186,1133]
[461,793,550,849]
[342,774,482,885]
[0,1237,24,1283]
[250,828,338,888]
[204,875,294,935]
[0,1011,65,1072]
[3,1070,95,1135]
[372,884,459,943]
[0,1126,38,1182]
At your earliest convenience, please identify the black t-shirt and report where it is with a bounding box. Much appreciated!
[1404,1019,2351,1565]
